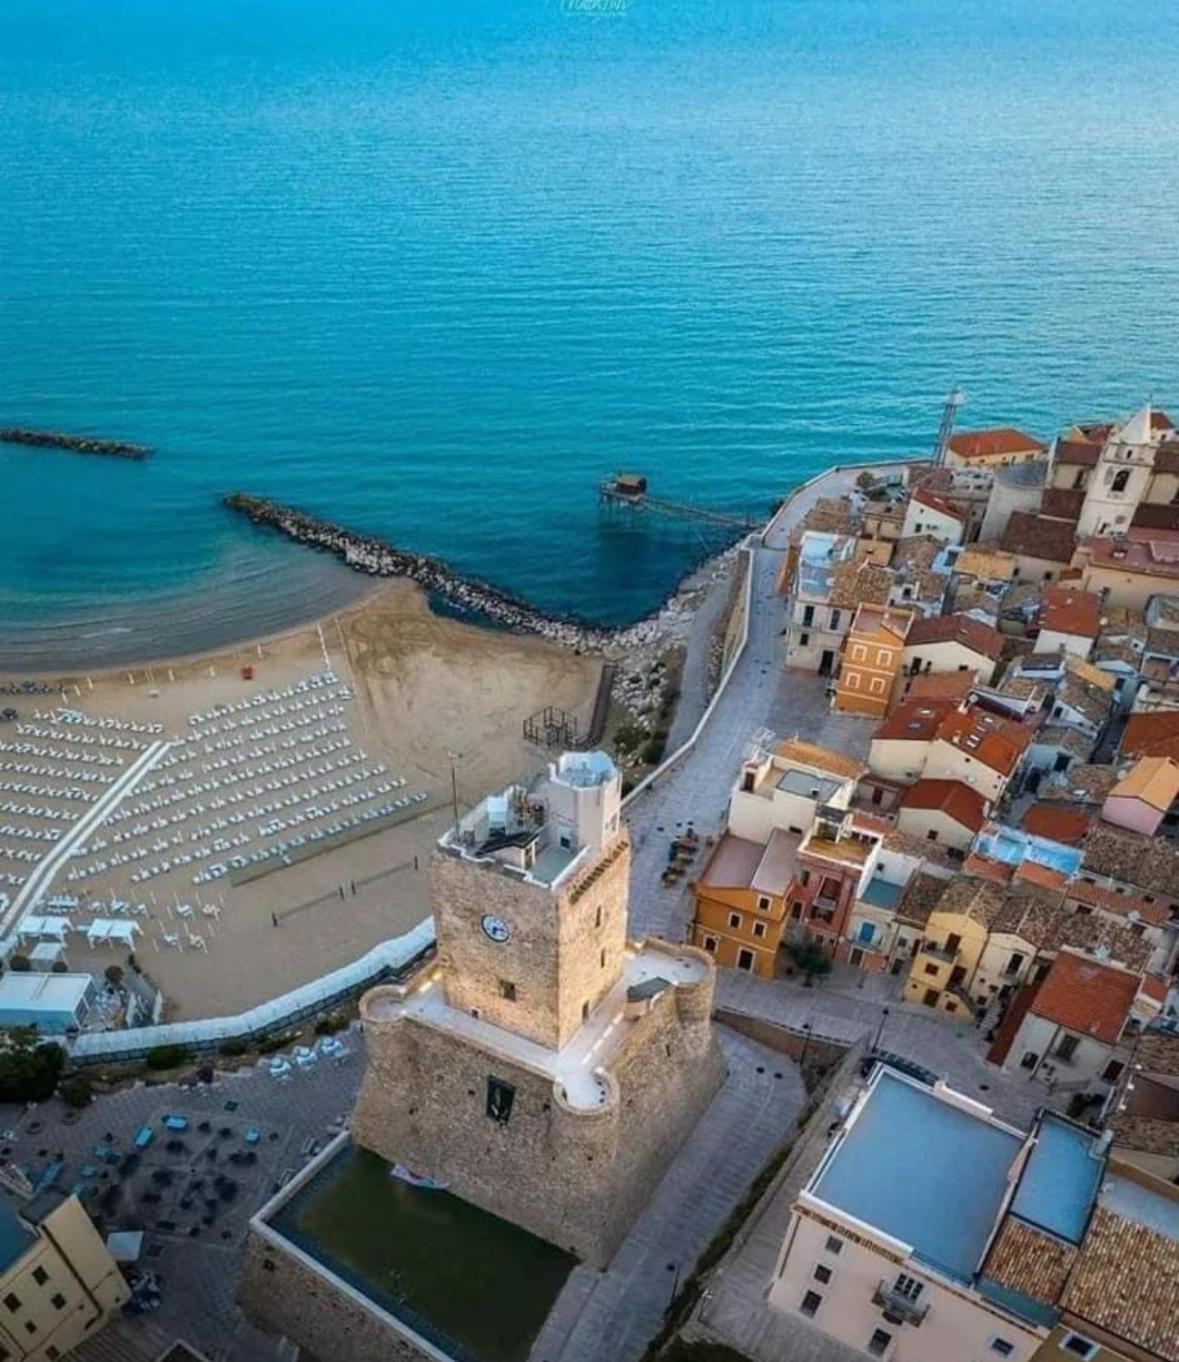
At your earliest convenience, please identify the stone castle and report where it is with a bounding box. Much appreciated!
[351,750,726,1267]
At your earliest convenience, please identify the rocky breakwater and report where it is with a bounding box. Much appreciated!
[0,428,150,459]
[224,492,663,652]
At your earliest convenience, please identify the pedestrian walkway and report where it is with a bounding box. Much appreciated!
[540,1028,805,1362]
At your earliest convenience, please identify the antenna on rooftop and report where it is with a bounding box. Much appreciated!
[934,388,966,467]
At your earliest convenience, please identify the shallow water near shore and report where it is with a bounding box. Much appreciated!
[3,0,1179,668]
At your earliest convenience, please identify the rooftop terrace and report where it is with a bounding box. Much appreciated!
[1010,1114,1104,1245]
[365,941,706,1109]
[809,1070,1022,1282]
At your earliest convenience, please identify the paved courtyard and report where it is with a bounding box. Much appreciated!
[1,1041,365,1362]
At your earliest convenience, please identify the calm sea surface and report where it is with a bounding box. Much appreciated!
[3,0,1179,668]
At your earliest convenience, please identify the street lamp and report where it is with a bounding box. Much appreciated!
[873,1006,890,1053]
[446,750,463,829]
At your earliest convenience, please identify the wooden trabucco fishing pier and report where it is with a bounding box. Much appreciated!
[0,428,150,459]
[598,473,761,531]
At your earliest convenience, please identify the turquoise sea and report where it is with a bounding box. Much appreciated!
[3,0,1179,668]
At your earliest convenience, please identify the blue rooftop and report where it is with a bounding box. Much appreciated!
[1010,1115,1103,1245]
[0,1200,36,1274]
[974,825,1082,878]
[813,1071,1021,1282]
[859,878,903,912]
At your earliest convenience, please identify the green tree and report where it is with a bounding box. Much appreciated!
[9,955,31,973]
[0,1028,65,1103]
[58,1073,94,1110]
[104,965,124,989]
[787,941,832,986]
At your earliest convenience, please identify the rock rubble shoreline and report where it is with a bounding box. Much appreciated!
[223,492,743,660]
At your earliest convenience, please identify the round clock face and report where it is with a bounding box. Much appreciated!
[481,914,510,943]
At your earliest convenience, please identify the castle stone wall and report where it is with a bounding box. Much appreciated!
[238,1228,439,1362]
[353,961,724,1268]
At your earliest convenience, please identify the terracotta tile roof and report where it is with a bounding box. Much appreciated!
[955,547,1017,582]
[934,704,1034,777]
[1063,1201,1179,1362]
[774,739,864,782]
[1054,672,1114,729]
[931,876,1012,929]
[1034,724,1096,759]
[1064,653,1117,692]
[1030,949,1139,1045]
[1123,712,1179,761]
[899,778,987,833]
[1145,627,1179,659]
[1021,802,1092,846]
[874,698,956,742]
[1039,586,1102,639]
[1092,638,1142,669]
[1155,442,1179,474]
[948,427,1045,460]
[1106,755,1179,813]
[1134,1032,1179,1077]
[1067,877,1165,931]
[1041,763,1120,804]
[1054,438,1101,467]
[1075,531,1179,583]
[984,1217,1078,1307]
[991,896,1154,971]
[1133,502,1179,533]
[1066,879,1172,930]
[1152,410,1176,432]
[1015,860,1070,891]
[848,603,913,643]
[895,870,949,925]
[891,535,941,572]
[906,613,1005,661]
[1040,487,1085,521]
[911,485,966,520]
[789,497,859,546]
[1099,604,1148,642]
[899,670,978,706]
[1083,821,1179,897]
[1000,511,1078,565]
[829,559,894,609]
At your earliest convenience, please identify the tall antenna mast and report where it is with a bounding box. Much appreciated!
[934,387,966,467]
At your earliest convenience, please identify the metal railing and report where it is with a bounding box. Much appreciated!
[873,1281,929,1325]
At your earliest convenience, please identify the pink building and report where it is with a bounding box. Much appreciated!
[1101,755,1179,836]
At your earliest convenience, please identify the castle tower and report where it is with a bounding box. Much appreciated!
[352,752,725,1268]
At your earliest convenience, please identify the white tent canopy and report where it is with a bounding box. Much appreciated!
[86,919,141,948]
[17,915,71,942]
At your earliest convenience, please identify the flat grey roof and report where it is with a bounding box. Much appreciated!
[813,1071,1020,1282]
[777,769,842,803]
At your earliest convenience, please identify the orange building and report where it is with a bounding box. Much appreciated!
[833,603,913,717]
[691,828,800,976]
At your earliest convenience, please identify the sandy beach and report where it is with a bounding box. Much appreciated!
[1,580,604,1018]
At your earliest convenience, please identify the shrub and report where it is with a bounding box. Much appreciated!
[104,965,124,988]
[50,961,68,974]
[9,955,31,973]
[639,732,668,765]
[58,1073,94,1110]
[218,1038,248,1058]
[613,722,645,754]
[257,1032,295,1056]
[145,1044,189,1071]
[314,1013,347,1037]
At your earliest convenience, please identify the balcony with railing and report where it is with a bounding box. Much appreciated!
[873,1281,928,1326]
[919,941,958,964]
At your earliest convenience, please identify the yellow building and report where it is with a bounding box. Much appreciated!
[833,604,913,718]
[902,878,1007,1018]
[0,1189,128,1361]
[691,828,798,976]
